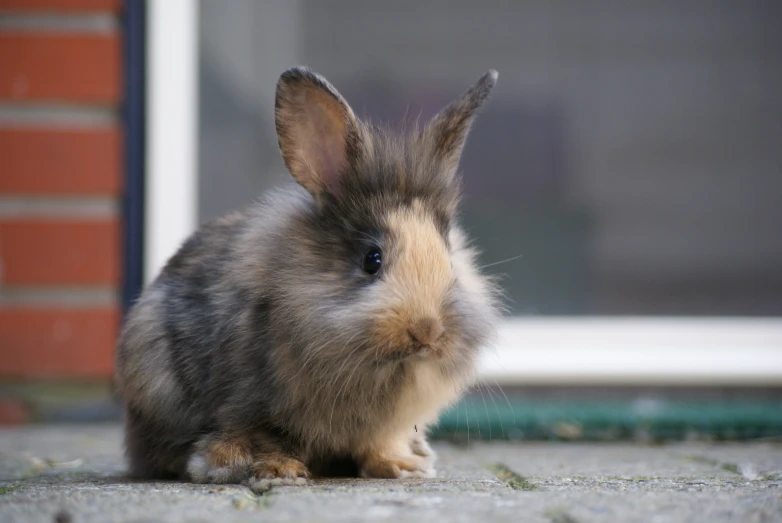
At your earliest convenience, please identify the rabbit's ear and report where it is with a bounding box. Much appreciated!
[424,70,498,177]
[275,67,361,198]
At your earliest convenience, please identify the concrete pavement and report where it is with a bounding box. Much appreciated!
[0,424,780,522]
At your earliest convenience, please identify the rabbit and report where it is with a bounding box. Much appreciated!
[115,66,500,492]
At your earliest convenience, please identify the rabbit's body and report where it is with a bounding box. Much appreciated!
[116,67,499,490]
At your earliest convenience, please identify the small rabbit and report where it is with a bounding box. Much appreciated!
[115,66,500,491]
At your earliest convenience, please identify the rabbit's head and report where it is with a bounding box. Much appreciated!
[259,67,500,377]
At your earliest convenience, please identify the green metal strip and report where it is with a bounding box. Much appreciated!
[430,398,782,441]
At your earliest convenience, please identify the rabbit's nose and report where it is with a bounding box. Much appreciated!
[408,317,444,346]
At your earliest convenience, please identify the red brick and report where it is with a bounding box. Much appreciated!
[0,127,121,195]
[0,307,117,378]
[0,398,29,425]
[0,32,120,103]
[0,219,120,285]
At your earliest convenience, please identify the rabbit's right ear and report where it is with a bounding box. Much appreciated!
[275,67,361,199]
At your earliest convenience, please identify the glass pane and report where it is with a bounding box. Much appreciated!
[198,0,782,316]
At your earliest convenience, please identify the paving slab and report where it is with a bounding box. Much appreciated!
[0,424,780,523]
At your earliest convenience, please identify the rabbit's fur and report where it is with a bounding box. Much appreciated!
[115,67,500,491]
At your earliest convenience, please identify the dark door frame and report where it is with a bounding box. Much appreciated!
[121,0,146,314]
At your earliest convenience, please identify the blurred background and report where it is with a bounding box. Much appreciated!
[0,0,780,439]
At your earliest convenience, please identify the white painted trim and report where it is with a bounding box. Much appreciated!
[145,0,199,284]
[478,317,782,386]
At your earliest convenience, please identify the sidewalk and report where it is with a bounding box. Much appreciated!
[0,424,780,522]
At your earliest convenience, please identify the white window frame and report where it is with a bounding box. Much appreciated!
[145,0,198,283]
[145,1,782,387]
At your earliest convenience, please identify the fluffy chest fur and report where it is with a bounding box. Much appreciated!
[277,355,471,456]
[391,361,466,432]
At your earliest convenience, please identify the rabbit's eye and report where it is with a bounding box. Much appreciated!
[363,248,382,275]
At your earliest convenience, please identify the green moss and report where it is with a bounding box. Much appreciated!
[684,455,741,475]
[487,463,538,491]
[233,490,275,510]
[0,485,19,495]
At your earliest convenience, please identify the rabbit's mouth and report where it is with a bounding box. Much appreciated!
[377,341,444,363]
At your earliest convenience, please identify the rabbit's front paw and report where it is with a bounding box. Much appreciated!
[408,432,437,474]
[410,432,435,458]
[359,452,435,479]
[246,454,310,492]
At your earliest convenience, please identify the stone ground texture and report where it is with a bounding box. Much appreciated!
[0,424,780,522]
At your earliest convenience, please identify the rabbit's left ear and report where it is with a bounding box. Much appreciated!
[275,67,362,199]
[424,70,498,177]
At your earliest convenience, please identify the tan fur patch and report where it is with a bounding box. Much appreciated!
[357,438,434,479]
[207,438,253,469]
[360,454,418,478]
[253,454,309,479]
[398,362,462,427]
[371,200,453,357]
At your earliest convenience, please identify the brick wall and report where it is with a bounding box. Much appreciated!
[0,0,123,381]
